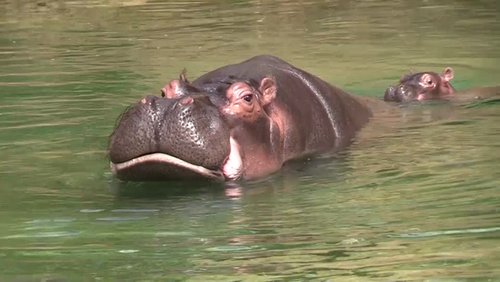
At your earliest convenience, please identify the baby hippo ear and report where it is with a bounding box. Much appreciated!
[442,67,454,82]
[259,77,277,106]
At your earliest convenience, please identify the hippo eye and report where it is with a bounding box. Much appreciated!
[426,79,433,85]
[243,94,253,103]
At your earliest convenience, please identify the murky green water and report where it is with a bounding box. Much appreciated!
[1,0,499,280]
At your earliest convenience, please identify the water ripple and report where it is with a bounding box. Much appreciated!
[393,227,500,238]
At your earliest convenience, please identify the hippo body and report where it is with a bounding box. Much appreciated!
[109,55,373,181]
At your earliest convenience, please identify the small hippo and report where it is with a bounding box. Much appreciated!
[108,55,376,182]
[384,67,500,103]
[384,68,455,102]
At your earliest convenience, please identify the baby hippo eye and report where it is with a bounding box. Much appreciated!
[243,94,253,103]
[420,74,435,88]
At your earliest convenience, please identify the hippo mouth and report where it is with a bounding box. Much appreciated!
[110,136,243,182]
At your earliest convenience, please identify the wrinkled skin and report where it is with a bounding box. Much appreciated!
[108,55,373,182]
[384,68,455,102]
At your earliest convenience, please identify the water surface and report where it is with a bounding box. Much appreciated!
[1,0,499,280]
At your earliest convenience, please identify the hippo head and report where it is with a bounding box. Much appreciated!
[108,73,279,182]
[384,67,455,102]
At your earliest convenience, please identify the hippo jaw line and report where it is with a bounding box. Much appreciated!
[110,153,225,181]
[110,136,243,182]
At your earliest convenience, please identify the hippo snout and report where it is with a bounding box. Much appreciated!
[108,95,231,181]
[384,86,397,102]
[384,85,416,102]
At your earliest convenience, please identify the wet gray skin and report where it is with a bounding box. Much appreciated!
[384,84,416,102]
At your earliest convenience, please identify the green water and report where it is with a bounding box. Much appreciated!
[1,0,499,280]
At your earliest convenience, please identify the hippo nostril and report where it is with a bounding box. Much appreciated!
[140,96,158,105]
[179,96,194,106]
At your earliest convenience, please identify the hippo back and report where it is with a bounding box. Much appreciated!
[193,55,372,156]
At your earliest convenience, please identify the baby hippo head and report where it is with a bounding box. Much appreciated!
[384,67,455,102]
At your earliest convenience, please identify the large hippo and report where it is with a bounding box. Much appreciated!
[384,67,500,103]
[108,55,374,182]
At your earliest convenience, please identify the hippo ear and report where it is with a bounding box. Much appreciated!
[179,69,189,83]
[259,77,277,106]
[442,67,454,82]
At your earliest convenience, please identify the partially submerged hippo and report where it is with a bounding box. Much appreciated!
[384,68,455,102]
[108,55,375,181]
[384,68,500,103]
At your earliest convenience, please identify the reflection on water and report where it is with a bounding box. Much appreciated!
[1,0,499,280]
